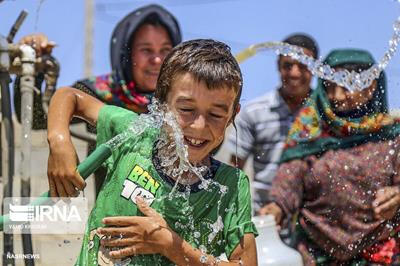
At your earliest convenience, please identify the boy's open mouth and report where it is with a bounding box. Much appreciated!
[184,136,208,148]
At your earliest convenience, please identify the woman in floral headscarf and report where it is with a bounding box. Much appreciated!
[260,49,400,265]
[17,4,182,195]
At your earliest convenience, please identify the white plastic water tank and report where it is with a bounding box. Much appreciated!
[253,215,303,266]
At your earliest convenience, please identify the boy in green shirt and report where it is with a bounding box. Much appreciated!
[47,39,257,265]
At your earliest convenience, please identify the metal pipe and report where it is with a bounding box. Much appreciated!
[7,10,28,43]
[0,74,15,266]
[0,34,15,266]
[18,44,36,266]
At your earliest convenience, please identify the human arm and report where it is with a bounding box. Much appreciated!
[47,87,104,197]
[258,159,308,225]
[98,197,257,266]
[372,140,400,220]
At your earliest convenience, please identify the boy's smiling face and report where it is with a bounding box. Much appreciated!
[166,73,239,165]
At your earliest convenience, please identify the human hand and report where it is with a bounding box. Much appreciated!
[373,186,400,220]
[19,33,55,56]
[258,202,283,225]
[47,135,86,197]
[98,197,173,259]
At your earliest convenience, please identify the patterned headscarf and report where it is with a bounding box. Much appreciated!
[281,49,400,163]
[77,4,181,112]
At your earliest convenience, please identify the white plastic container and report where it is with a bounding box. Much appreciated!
[253,215,303,266]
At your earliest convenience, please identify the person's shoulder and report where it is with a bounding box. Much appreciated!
[99,105,138,125]
[241,90,278,114]
[74,73,111,88]
[101,104,136,116]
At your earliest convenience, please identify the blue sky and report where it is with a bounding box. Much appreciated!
[1,0,399,108]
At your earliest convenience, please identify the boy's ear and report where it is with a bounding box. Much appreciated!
[236,103,241,116]
[229,103,241,124]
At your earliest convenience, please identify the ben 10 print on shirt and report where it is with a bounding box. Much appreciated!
[120,164,161,206]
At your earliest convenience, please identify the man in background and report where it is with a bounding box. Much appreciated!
[228,33,319,213]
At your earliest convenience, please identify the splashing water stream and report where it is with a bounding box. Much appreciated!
[101,100,229,254]
[96,2,400,256]
[236,2,400,92]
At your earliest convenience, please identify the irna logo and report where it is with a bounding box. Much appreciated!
[9,204,82,222]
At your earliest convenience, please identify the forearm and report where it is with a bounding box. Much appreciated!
[164,230,255,266]
[47,87,78,144]
[47,87,103,143]
[269,160,308,216]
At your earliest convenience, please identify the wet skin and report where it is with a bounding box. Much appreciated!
[166,73,239,165]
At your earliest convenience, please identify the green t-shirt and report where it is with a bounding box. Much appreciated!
[76,105,257,266]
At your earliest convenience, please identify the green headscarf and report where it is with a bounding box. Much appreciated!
[280,49,400,163]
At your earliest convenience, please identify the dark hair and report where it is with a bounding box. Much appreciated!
[155,39,242,119]
[283,33,319,58]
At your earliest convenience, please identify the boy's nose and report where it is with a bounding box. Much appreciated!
[192,114,206,129]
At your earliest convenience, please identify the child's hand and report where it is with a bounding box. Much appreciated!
[47,136,86,197]
[98,197,173,258]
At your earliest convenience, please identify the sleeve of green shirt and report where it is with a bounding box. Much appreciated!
[96,105,138,145]
[96,105,138,168]
[224,172,258,258]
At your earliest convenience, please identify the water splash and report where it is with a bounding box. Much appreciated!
[236,13,400,92]
[102,100,229,245]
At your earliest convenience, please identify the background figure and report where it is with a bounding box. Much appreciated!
[72,4,181,114]
[261,49,400,265]
[16,4,181,119]
[227,33,319,213]
[17,4,182,195]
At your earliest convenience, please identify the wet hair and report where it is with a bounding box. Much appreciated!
[155,39,243,120]
[283,33,319,58]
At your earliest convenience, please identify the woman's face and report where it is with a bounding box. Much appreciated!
[325,78,377,113]
[166,73,239,165]
[131,24,173,92]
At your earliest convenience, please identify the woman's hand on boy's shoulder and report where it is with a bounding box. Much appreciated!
[47,136,86,198]
[98,197,173,258]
